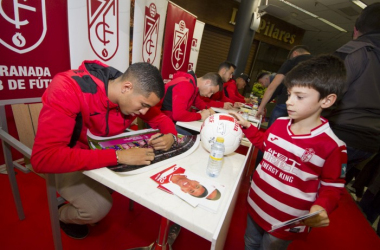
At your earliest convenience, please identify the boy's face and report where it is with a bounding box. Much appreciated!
[286,86,324,122]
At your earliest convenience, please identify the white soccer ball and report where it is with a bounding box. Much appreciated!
[200,113,243,155]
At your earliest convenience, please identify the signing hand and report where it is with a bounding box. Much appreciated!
[301,205,329,228]
[117,148,155,166]
[234,102,244,108]
[148,133,175,151]
[223,102,233,110]
[229,111,251,128]
[200,109,211,121]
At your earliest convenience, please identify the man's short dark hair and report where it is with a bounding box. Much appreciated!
[287,45,310,59]
[355,3,380,34]
[256,71,270,82]
[202,72,223,91]
[122,62,164,99]
[218,61,237,72]
[284,54,346,100]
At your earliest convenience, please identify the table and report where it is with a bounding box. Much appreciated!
[83,143,250,249]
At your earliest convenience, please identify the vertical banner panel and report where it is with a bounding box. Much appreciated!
[161,2,196,83]
[132,0,168,69]
[0,0,70,104]
[68,0,130,71]
[188,20,205,73]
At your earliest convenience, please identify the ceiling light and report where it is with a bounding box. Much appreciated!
[279,0,318,17]
[277,0,347,32]
[318,18,347,32]
[351,0,367,9]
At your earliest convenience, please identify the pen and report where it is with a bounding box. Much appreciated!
[151,133,164,141]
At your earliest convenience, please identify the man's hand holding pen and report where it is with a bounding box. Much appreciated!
[148,133,175,151]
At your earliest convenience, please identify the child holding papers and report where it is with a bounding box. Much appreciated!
[230,55,347,249]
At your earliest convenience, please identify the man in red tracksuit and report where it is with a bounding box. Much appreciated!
[201,61,246,108]
[224,73,251,103]
[31,61,177,239]
[160,71,222,134]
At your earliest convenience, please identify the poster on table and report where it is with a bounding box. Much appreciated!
[188,20,205,73]
[67,0,130,71]
[160,2,196,83]
[132,0,168,69]
[0,0,70,104]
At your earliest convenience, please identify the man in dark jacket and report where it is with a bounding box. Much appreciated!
[324,3,380,178]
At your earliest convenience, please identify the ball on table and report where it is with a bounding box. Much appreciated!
[200,113,243,155]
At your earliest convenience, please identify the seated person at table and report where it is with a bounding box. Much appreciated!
[224,73,251,104]
[31,61,177,239]
[201,61,243,109]
[231,55,347,249]
[252,71,271,99]
[160,71,222,134]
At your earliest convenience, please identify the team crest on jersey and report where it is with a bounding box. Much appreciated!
[0,0,47,54]
[301,148,315,162]
[171,20,188,70]
[87,0,118,61]
[142,3,160,64]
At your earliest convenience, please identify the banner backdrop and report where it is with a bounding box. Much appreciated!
[188,20,205,73]
[132,0,168,69]
[160,2,196,83]
[0,0,70,104]
[68,0,130,71]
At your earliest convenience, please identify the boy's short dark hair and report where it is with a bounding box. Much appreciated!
[218,61,236,72]
[284,54,346,100]
[202,72,223,91]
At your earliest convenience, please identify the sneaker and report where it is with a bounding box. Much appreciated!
[167,223,181,246]
[58,204,89,239]
[59,221,89,239]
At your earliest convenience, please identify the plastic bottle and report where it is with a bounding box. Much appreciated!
[206,137,225,178]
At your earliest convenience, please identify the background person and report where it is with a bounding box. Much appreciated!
[323,2,380,184]
[31,61,177,239]
[255,45,312,128]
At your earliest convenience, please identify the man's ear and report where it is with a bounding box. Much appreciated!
[321,94,337,109]
[353,26,361,40]
[121,81,133,94]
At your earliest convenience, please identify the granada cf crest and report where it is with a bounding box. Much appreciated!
[171,20,188,70]
[87,0,118,61]
[142,3,160,64]
[0,0,47,54]
[301,148,315,162]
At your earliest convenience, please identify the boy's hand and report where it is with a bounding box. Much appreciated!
[301,205,329,228]
[229,111,251,128]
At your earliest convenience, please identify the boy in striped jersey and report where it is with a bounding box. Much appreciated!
[231,55,347,249]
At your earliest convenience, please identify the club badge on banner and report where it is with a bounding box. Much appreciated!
[0,0,70,103]
[67,0,130,71]
[188,20,205,73]
[161,2,196,83]
[132,0,168,69]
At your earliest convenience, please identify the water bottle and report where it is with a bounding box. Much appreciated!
[206,137,225,178]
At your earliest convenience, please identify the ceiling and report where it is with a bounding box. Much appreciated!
[260,0,378,55]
